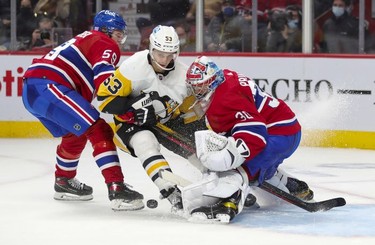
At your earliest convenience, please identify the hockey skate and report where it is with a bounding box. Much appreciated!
[190,190,242,223]
[54,177,93,201]
[107,182,144,211]
[267,169,314,201]
[161,186,183,211]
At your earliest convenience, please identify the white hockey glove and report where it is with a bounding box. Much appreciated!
[195,130,250,172]
[150,91,179,124]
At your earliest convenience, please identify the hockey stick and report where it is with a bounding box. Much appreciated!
[160,169,346,212]
[154,123,196,155]
[260,182,346,212]
[153,123,206,172]
[159,169,192,187]
[155,123,346,212]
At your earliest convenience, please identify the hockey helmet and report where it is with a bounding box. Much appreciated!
[186,56,225,99]
[149,25,180,53]
[149,25,180,70]
[93,10,127,44]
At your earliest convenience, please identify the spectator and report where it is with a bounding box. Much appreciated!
[205,0,252,52]
[29,16,55,51]
[265,8,289,52]
[136,17,154,51]
[322,0,362,53]
[33,0,70,28]
[186,0,222,25]
[17,0,38,50]
[264,5,303,52]
[0,6,10,50]
[285,4,303,52]
[174,20,195,52]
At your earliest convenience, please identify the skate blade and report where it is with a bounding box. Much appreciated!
[188,212,230,224]
[111,199,145,211]
[54,192,93,201]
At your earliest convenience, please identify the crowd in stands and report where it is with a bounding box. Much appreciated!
[0,0,373,54]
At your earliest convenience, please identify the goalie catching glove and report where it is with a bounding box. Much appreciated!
[195,130,250,172]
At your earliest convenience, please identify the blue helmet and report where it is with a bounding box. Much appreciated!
[93,10,127,42]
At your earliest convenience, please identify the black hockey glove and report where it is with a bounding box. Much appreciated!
[133,105,157,126]
[117,93,157,126]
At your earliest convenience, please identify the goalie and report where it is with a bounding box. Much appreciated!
[183,56,314,223]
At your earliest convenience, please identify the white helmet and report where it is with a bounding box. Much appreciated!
[149,25,180,70]
[186,56,225,99]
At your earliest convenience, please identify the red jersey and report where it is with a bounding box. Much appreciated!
[24,30,120,102]
[206,69,301,161]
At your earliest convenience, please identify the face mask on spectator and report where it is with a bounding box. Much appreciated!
[288,19,299,29]
[223,7,235,17]
[332,6,345,17]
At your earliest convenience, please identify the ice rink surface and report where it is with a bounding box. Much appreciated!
[1,138,375,245]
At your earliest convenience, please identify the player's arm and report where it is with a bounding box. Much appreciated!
[96,69,157,126]
[97,69,134,114]
[176,95,201,124]
[196,91,268,172]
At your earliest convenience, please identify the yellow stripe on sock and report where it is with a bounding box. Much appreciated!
[146,161,169,176]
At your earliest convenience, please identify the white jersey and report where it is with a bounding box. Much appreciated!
[118,50,189,104]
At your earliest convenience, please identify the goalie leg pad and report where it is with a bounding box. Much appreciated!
[203,170,245,198]
[181,172,221,215]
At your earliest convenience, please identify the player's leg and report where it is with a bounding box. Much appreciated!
[54,133,93,201]
[23,79,94,200]
[86,118,144,211]
[22,80,96,136]
[115,122,182,210]
[242,131,314,201]
[23,80,144,208]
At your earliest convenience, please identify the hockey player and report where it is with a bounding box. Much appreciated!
[184,56,314,222]
[22,10,144,211]
[97,25,196,211]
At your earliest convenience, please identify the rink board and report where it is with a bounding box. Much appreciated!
[1,53,375,149]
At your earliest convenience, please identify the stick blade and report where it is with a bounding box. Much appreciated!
[308,197,346,212]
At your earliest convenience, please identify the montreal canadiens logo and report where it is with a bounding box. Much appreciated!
[187,61,207,81]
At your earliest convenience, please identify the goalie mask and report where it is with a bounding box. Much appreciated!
[186,56,225,100]
[185,56,225,118]
[149,25,180,71]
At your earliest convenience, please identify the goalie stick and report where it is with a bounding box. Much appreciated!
[155,123,346,212]
[260,182,346,212]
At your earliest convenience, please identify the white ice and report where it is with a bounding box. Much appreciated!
[1,138,375,245]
